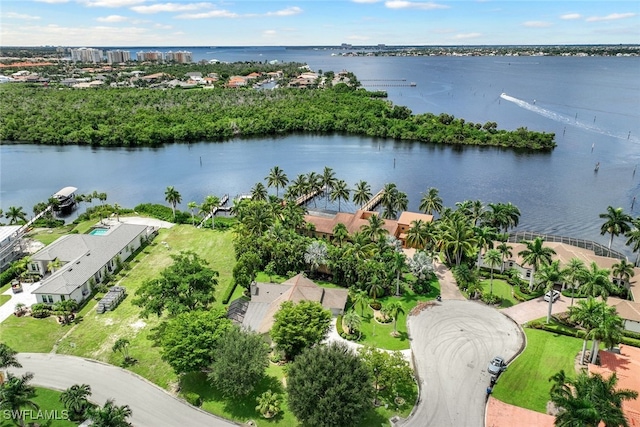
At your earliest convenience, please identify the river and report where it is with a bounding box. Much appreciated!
[1,49,639,255]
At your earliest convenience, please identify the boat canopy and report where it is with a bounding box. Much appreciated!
[53,187,78,198]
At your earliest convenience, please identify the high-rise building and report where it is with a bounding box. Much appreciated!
[106,50,131,64]
[70,47,104,63]
[136,51,164,62]
[165,51,193,64]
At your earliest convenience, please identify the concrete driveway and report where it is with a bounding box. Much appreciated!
[501,294,571,324]
[10,353,237,427]
[402,300,523,427]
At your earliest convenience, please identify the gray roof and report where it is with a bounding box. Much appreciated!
[53,187,77,198]
[34,223,148,296]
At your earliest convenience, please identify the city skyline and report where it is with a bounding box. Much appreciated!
[1,0,639,47]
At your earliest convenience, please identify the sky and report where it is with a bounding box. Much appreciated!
[1,0,639,47]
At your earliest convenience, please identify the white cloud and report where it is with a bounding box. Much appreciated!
[5,12,41,20]
[154,23,173,29]
[263,30,277,36]
[96,15,129,22]
[523,21,552,28]
[385,1,449,10]
[586,12,636,22]
[176,9,238,19]
[560,13,581,20]
[34,0,69,3]
[131,2,211,14]
[453,32,482,40]
[79,0,146,7]
[265,7,302,17]
[352,0,381,3]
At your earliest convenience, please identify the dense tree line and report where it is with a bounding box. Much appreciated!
[0,84,556,150]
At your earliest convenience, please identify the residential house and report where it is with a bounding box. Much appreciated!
[609,297,640,333]
[0,226,24,272]
[31,223,154,305]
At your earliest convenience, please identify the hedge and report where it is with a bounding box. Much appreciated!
[221,279,238,304]
[0,264,19,287]
[336,315,344,335]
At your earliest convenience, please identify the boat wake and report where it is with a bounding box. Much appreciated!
[500,93,638,143]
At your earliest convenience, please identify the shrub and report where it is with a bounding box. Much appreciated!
[481,294,502,305]
[369,301,382,311]
[183,392,202,407]
[31,303,52,318]
[335,315,344,335]
[221,279,238,304]
[0,263,20,287]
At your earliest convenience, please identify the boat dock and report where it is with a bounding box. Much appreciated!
[197,194,229,228]
[295,186,326,206]
[360,189,385,211]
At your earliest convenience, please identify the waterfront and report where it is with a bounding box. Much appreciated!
[1,52,639,255]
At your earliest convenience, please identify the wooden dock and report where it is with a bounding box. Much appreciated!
[197,194,228,228]
[295,186,326,206]
[360,189,384,211]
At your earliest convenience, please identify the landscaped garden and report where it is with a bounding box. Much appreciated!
[479,278,519,308]
[0,387,76,427]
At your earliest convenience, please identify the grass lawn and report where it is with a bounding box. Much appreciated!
[0,294,11,307]
[479,278,519,308]
[0,387,76,427]
[492,328,583,413]
[0,315,71,353]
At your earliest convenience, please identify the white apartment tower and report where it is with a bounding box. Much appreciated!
[106,50,131,64]
[165,51,193,64]
[70,47,104,63]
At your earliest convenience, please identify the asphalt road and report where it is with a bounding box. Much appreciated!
[402,300,523,427]
[10,353,237,427]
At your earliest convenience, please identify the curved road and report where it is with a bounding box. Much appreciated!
[403,300,523,427]
[9,353,237,427]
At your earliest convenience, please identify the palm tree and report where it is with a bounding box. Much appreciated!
[385,300,405,335]
[496,241,513,273]
[484,202,521,233]
[0,343,22,370]
[53,299,78,325]
[112,338,131,363]
[562,258,587,307]
[612,259,635,289]
[330,179,350,212]
[86,399,133,427]
[288,174,308,200]
[549,370,638,427]
[391,251,406,296]
[251,182,268,201]
[483,249,502,296]
[5,206,27,225]
[439,215,477,266]
[241,201,274,236]
[187,201,198,225]
[380,183,399,219]
[201,195,220,229]
[366,277,385,304]
[589,306,624,364]
[332,223,349,247]
[518,237,556,290]
[360,214,388,243]
[98,192,108,205]
[266,166,288,198]
[164,186,182,218]
[419,187,443,216]
[304,241,328,276]
[405,219,433,251]
[0,372,39,427]
[535,260,564,323]
[321,166,337,207]
[342,310,362,335]
[352,180,372,209]
[48,257,62,274]
[60,384,92,421]
[255,390,281,419]
[599,206,632,254]
[582,261,613,300]
[474,226,497,271]
[306,171,323,208]
[625,218,640,266]
[350,288,369,317]
[568,297,606,364]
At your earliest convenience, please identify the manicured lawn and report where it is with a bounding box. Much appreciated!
[0,387,76,427]
[492,328,583,413]
[0,315,71,353]
[0,294,11,307]
[479,278,519,308]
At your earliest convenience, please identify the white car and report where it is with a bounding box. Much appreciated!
[544,290,561,302]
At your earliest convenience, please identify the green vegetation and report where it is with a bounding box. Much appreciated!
[479,278,518,308]
[0,84,555,150]
[0,387,76,427]
[0,316,70,353]
[492,328,583,412]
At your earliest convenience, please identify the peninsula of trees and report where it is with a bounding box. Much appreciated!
[0,83,555,150]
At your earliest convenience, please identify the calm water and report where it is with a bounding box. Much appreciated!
[1,49,639,254]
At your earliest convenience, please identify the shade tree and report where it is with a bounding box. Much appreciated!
[270,300,331,360]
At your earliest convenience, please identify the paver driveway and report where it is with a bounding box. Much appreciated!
[402,300,523,427]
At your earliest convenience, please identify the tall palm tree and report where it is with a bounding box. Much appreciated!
[391,250,406,296]
[582,261,612,300]
[321,166,337,207]
[86,399,133,427]
[0,343,22,370]
[241,201,273,236]
[5,206,27,225]
[366,277,385,304]
[484,202,521,233]
[612,259,635,289]
[352,180,372,209]
[562,258,587,307]
[419,187,443,216]
[535,260,565,323]
[60,384,92,421]
[474,226,497,271]
[342,310,362,336]
[549,370,638,427]
[483,249,503,296]
[200,195,220,229]
[496,241,513,273]
[599,206,632,254]
[568,297,606,364]
[306,171,323,208]
[589,306,624,364]
[350,288,369,316]
[360,214,388,243]
[0,372,39,427]
[251,182,268,201]
[330,179,350,212]
[385,300,405,335]
[266,166,288,198]
[518,237,556,290]
[288,174,308,200]
[439,215,477,266]
[164,186,181,218]
[625,218,640,266]
[380,183,399,219]
[187,201,198,225]
[332,223,349,247]
[405,219,432,251]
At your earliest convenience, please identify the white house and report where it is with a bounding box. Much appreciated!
[609,298,640,333]
[31,223,154,304]
[0,225,24,272]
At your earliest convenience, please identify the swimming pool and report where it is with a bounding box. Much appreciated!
[89,228,109,236]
